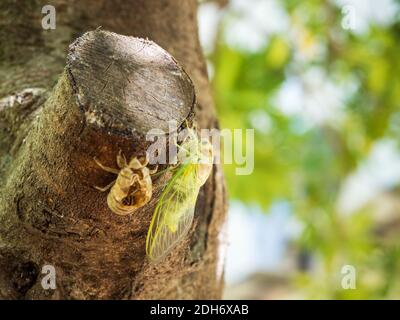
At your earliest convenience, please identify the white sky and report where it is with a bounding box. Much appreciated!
[337,139,400,214]
[225,201,301,284]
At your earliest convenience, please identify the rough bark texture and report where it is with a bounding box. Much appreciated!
[0,0,227,299]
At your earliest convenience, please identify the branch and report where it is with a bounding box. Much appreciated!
[0,30,194,299]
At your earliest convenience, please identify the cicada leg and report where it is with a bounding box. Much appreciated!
[94,157,120,175]
[117,150,128,169]
[149,165,158,175]
[95,179,116,192]
[140,153,149,167]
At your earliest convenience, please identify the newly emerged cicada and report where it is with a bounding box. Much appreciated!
[146,127,213,262]
[94,151,157,216]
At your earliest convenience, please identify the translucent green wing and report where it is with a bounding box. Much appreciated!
[146,164,200,262]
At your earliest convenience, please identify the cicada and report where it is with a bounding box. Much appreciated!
[94,151,157,216]
[146,128,213,262]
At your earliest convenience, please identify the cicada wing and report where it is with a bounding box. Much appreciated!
[147,200,195,262]
[146,167,199,262]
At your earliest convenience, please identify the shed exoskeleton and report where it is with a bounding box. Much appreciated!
[94,151,157,216]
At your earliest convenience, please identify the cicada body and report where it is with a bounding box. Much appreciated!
[94,152,157,216]
[146,128,213,262]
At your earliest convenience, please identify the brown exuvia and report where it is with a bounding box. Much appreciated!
[94,151,157,215]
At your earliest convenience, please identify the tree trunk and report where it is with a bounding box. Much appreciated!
[0,0,227,299]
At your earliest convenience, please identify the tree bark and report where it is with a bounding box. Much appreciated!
[0,0,227,299]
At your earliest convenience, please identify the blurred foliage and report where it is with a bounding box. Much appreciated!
[209,0,400,298]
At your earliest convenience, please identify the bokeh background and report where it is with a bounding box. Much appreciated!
[197,0,400,299]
